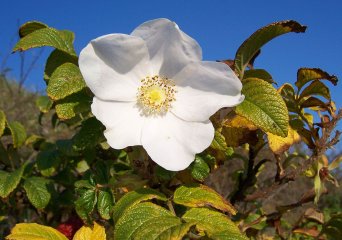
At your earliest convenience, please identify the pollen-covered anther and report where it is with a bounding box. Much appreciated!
[137,75,177,114]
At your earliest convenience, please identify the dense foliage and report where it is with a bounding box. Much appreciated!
[0,20,341,240]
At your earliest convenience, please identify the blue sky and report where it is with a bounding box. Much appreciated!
[0,0,341,151]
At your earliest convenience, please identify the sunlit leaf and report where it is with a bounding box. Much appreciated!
[114,202,181,240]
[155,222,194,240]
[73,222,106,240]
[234,20,306,77]
[182,208,247,240]
[173,184,236,215]
[44,49,78,82]
[55,91,91,120]
[267,126,301,154]
[113,188,167,223]
[328,156,342,170]
[47,63,86,100]
[0,165,25,198]
[6,223,68,240]
[23,177,51,209]
[236,78,289,137]
[7,121,27,148]
[296,68,338,91]
[13,27,76,55]
[18,21,48,38]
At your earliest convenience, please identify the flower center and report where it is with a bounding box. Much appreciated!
[137,75,176,115]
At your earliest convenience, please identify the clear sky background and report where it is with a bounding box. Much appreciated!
[0,0,341,152]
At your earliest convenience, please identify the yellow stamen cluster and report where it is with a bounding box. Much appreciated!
[137,75,177,115]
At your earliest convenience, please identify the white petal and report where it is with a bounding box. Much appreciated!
[141,113,214,171]
[91,97,145,149]
[171,61,244,122]
[79,34,151,101]
[131,18,202,78]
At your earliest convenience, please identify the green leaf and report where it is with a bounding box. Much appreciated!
[6,223,68,240]
[44,49,78,82]
[242,213,267,231]
[173,184,236,215]
[300,97,328,109]
[189,156,210,182]
[75,180,96,189]
[211,129,228,151]
[113,188,167,223]
[72,117,104,150]
[13,27,76,55]
[0,110,6,137]
[299,80,331,100]
[182,208,247,240]
[97,190,114,220]
[18,21,48,38]
[47,63,86,100]
[36,96,53,113]
[234,20,306,77]
[36,149,61,177]
[236,78,289,137]
[155,166,177,181]
[0,165,25,198]
[59,30,75,45]
[7,121,27,148]
[155,222,194,240]
[314,161,324,204]
[23,177,51,209]
[279,83,297,112]
[328,156,342,170]
[55,91,91,120]
[321,213,342,239]
[75,189,97,222]
[114,202,181,240]
[296,68,338,91]
[243,69,275,84]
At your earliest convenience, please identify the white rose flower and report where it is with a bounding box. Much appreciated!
[79,18,244,171]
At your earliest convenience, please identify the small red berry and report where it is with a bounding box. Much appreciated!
[57,216,83,240]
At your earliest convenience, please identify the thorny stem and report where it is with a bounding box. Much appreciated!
[244,109,342,202]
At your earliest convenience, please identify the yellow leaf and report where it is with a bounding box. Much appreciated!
[6,223,68,240]
[222,114,257,130]
[267,127,301,154]
[73,222,106,240]
[222,127,257,147]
